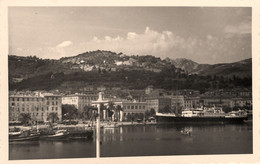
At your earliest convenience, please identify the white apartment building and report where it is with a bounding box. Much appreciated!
[9,92,62,122]
[62,93,98,112]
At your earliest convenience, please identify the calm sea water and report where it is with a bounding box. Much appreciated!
[9,123,252,160]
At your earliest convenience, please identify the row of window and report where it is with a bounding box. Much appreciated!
[46,97,59,100]
[12,107,59,112]
[10,97,44,101]
[10,97,60,102]
[46,101,59,105]
[63,97,97,100]
[11,102,60,107]
[125,105,146,110]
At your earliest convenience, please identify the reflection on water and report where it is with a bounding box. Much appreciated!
[9,124,252,159]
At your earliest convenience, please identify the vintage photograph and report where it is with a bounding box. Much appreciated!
[7,6,252,160]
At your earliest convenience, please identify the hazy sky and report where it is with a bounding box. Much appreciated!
[9,7,251,64]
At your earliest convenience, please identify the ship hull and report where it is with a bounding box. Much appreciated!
[69,130,93,139]
[156,116,247,124]
[9,134,40,142]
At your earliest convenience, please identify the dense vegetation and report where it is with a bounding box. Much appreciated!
[9,66,251,93]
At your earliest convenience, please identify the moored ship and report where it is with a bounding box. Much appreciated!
[156,107,248,124]
[9,127,40,142]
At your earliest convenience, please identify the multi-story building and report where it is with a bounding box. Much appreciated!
[230,97,252,108]
[200,96,232,107]
[145,97,171,112]
[167,95,185,110]
[172,89,200,96]
[62,93,98,112]
[9,92,62,122]
[114,100,147,121]
[200,95,252,109]
[183,96,200,109]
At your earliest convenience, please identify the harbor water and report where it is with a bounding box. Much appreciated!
[9,123,252,160]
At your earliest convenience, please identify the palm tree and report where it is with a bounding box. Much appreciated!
[99,103,106,121]
[107,102,115,121]
[115,105,123,122]
[18,113,31,125]
[47,112,59,123]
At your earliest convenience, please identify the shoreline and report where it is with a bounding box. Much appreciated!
[9,121,158,130]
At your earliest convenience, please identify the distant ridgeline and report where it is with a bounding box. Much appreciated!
[9,50,252,92]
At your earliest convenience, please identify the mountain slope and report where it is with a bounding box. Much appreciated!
[168,58,251,78]
[8,50,252,92]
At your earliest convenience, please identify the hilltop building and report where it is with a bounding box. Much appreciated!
[145,85,154,95]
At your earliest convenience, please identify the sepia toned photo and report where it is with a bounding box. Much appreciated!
[1,2,258,163]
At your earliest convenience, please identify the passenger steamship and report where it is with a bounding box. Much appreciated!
[156,107,248,123]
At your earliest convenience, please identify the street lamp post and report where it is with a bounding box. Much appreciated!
[92,92,108,158]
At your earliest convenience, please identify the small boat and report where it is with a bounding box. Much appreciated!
[41,129,70,140]
[102,122,119,128]
[9,131,22,137]
[180,129,192,136]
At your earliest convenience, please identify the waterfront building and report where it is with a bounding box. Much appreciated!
[62,93,98,112]
[203,89,252,98]
[199,95,252,109]
[230,97,252,108]
[91,98,147,121]
[145,97,171,112]
[166,95,185,110]
[114,100,147,121]
[183,96,200,109]
[200,96,232,107]
[9,92,62,122]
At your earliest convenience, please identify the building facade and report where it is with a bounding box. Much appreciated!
[201,96,232,107]
[62,94,98,112]
[145,97,171,112]
[183,96,201,109]
[169,95,185,110]
[114,101,147,121]
[230,97,252,108]
[9,93,62,122]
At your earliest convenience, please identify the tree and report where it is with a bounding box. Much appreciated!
[150,108,156,116]
[126,113,132,121]
[47,112,59,123]
[222,106,232,113]
[82,105,97,121]
[18,113,31,125]
[62,104,79,121]
[107,102,115,121]
[145,108,156,120]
